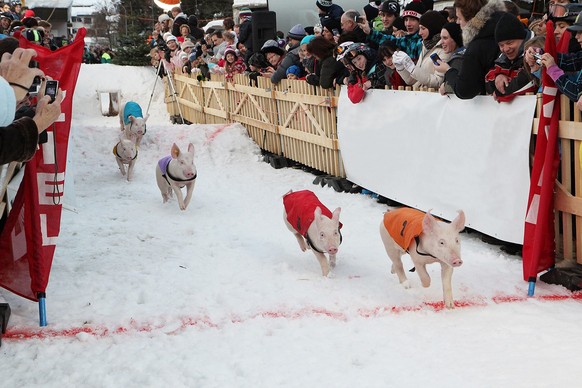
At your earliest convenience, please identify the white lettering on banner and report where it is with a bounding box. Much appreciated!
[40,213,58,246]
[337,89,537,244]
[41,131,55,165]
[10,211,27,261]
[37,172,65,206]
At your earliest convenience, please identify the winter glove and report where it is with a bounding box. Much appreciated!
[403,56,415,73]
[392,50,409,72]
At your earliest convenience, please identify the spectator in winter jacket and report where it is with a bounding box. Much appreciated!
[265,25,306,84]
[360,1,426,62]
[379,1,400,35]
[224,47,247,81]
[537,14,582,108]
[438,0,505,99]
[237,8,253,63]
[485,12,536,102]
[171,6,189,37]
[436,22,464,95]
[377,43,406,89]
[0,48,63,164]
[317,0,344,25]
[341,42,386,103]
[187,15,205,41]
[321,16,342,42]
[306,36,345,89]
[392,10,447,89]
[340,10,369,44]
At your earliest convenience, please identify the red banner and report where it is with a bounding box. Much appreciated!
[0,28,85,301]
[522,22,562,282]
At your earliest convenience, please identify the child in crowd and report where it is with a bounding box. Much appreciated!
[377,43,405,89]
[286,65,303,80]
[224,47,247,81]
[340,42,386,103]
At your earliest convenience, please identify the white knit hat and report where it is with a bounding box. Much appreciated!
[158,14,171,23]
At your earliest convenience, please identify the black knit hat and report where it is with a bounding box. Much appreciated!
[321,16,341,33]
[316,0,333,11]
[494,12,527,43]
[392,16,405,31]
[402,1,426,19]
[380,1,400,15]
[442,22,463,48]
[419,10,446,39]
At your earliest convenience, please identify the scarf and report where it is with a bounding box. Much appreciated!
[423,33,441,52]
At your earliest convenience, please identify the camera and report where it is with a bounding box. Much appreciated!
[533,50,544,65]
[332,28,340,37]
[44,80,58,103]
[430,53,441,65]
[355,16,365,24]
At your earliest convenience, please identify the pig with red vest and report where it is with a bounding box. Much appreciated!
[380,207,465,309]
[283,190,342,276]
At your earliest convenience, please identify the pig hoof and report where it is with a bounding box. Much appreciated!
[401,280,411,289]
[445,301,455,309]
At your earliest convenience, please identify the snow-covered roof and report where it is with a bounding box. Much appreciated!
[71,5,97,17]
[233,0,268,7]
[25,0,73,8]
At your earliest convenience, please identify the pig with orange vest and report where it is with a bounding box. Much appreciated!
[380,207,465,309]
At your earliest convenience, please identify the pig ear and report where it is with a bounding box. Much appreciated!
[332,207,341,223]
[188,142,195,154]
[171,143,181,158]
[452,210,466,232]
[314,207,323,227]
[129,115,135,123]
[422,209,438,234]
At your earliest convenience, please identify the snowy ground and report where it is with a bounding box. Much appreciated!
[1,64,582,387]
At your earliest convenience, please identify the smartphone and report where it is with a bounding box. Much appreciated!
[332,28,340,37]
[355,16,365,24]
[45,80,59,103]
[430,53,441,65]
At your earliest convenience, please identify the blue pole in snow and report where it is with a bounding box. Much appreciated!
[528,278,536,297]
[38,292,47,327]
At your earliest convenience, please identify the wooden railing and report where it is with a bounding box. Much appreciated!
[165,73,582,263]
[169,73,343,177]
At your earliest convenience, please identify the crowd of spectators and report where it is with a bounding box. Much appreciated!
[150,0,582,108]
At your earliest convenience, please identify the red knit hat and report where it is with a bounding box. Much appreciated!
[24,9,35,18]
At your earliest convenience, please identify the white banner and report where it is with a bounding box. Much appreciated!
[337,88,537,244]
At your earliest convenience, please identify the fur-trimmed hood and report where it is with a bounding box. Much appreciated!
[462,0,506,46]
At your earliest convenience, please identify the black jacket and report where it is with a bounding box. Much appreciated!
[0,117,39,164]
[444,0,505,99]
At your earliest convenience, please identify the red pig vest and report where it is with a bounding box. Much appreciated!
[283,190,342,237]
[383,208,425,251]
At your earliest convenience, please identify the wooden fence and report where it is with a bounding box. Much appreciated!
[170,73,343,177]
[166,73,582,264]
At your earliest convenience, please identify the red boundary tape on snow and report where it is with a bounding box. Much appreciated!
[4,292,582,341]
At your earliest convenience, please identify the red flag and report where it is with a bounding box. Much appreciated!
[522,21,562,284]
[0,28,85,301]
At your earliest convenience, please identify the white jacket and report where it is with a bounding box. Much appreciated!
[398,43,449,89]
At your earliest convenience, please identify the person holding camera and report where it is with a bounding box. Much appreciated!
[536,13,582,109]
[0,47,63,164]
[484,13,536,102]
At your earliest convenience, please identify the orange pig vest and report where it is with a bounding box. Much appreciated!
[383,208,425,251]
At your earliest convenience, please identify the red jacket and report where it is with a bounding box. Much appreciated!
[283,190,342,236]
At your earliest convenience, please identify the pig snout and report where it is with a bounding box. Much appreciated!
[182,168,195,179]
[448,256,463,267]
[327,246,338,255]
